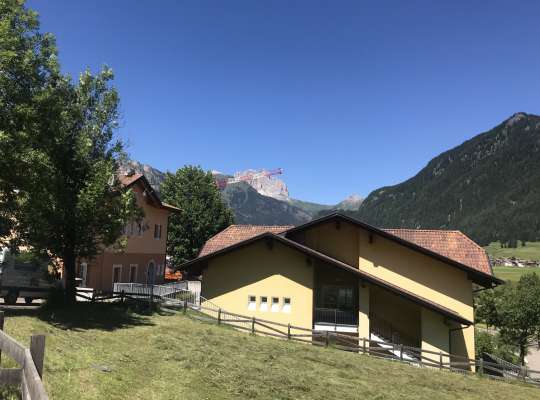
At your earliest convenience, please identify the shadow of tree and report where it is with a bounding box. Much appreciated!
[2,302,175,332]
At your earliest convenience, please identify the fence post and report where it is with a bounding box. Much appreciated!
[400,344,403,361]
[0,311,4,364]
[478,358,484,375]
[439,352,443,369]
[287,323,291,340]
[251,317,255,334]
[30,334,46,379]
[362,337,366,354]
[217,308,222,325]
[91,291,95,303]
[183,299,187,314]
[121,290,125,304]
[521,366,527,381]
[325,331,329,347]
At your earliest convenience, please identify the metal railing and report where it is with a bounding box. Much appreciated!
[314,308,358,326]
[112,282,188,298]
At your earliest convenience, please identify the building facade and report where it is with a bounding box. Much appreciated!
[75,173,179,292]
[183,213,502,368]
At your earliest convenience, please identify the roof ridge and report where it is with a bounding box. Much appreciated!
[384,228,462,233]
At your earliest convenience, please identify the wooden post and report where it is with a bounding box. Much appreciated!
[121,290,125,304]
[478,358,484,375]
[362,337,366,354]
[439,352,443,369]
[251,317,255,334]
[325,331,329,347]
[287,323,291,340]
[400,344,403,361]
[91,291,95,303]
[217,308,222,325]
[0,311,4,364]
[522,366,527,381]
[30,335,46,379]
[183,299,187,314]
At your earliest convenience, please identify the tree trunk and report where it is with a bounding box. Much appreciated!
[63,250,77,305]
[519,344,527,366]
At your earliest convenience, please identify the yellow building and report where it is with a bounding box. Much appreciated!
[182,213,502,367]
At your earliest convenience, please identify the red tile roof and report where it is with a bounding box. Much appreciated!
[198,222,492,277]
[198,225,293,257]
[118,172,144,187]
[383,229,491,275]
[118,173,180,213]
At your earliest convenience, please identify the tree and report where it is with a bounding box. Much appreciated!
[1,1,141,303]
[476,273,540,365]
[0,0,60,242]
[161,166,234,266]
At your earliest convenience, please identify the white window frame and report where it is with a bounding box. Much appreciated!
[112,264,123,284]
[129,264,138,283]
[247,295,256,311]
[154,224,162,240]
[147,260,156,284]
[283,297,291,313]
[259,296,268,312]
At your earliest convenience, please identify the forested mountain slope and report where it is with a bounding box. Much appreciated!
[356,113,540,245]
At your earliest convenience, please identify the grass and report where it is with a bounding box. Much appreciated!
[493,266,539,282]
[1,303,539,400]
[485,241,540,261]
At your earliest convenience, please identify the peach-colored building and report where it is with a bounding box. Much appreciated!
[75,173,179,292]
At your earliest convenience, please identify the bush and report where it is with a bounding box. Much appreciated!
[475,329,519,364]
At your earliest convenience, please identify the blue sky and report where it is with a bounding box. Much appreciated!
[29,1,540,204]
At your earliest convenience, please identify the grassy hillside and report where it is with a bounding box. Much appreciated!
[485,241,540,261]
[493,266,539,282]
[356,113,540,245]
[2,304,539,400]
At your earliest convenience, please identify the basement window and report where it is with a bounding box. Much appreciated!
[248,295,256,311]
[283,297,291,313]
[260,296,268,311]
[271,297,280,312]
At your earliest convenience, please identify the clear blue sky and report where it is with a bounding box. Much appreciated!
[28,1,540,204]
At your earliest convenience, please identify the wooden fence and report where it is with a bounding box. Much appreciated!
[0,311,48,399]
[175,298,540,388]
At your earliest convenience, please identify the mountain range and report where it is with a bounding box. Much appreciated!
[126,112,540,245]
[121,161,362,225]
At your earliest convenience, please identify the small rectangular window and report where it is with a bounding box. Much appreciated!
[129,264,137,283]
[283,297,291,313]
[154,224,162,239]
[271,297,280,312]
[248,295,256,310]
[260,296,268,311]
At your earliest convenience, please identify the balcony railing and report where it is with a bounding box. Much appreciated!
[314,307,358,326]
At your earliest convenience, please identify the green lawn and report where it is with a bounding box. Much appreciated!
[2,303,540,400]
[485,241,540,261]
[493,266,540,282]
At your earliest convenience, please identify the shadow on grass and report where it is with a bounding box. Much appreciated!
[3,301,177,332]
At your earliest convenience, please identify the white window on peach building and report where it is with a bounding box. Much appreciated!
[112,264,122,284]
[129,264,138,283]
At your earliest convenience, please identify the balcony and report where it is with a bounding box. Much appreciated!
[314,307,358,327]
